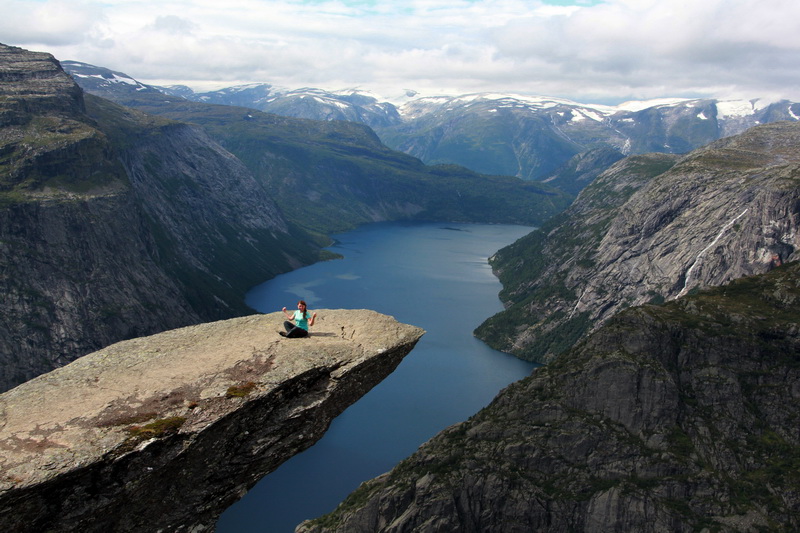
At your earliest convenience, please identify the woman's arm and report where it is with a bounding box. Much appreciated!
[309,312,317,327]
[281,307,294,320]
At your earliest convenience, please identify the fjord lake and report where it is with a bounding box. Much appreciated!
[216,221,537,532]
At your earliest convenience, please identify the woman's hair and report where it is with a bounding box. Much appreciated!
[298,300,308,319]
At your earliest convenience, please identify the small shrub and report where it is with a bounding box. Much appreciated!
[113,416,188,457]
[127,416,187,439]
[226,381,257,398]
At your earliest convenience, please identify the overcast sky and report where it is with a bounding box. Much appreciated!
[2,0,798,104]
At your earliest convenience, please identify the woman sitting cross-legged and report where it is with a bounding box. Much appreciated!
[280,300,316,338]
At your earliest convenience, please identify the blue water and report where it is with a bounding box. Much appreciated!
[216,221,538,533]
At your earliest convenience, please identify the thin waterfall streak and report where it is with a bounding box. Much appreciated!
[569,286,589,319]
[677,208,749,298]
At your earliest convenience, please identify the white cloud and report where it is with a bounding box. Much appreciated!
[2,0,799,103]
[0,0,109,46]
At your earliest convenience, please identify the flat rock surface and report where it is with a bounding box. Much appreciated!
[0,309,424,491]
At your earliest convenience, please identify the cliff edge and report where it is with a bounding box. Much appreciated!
[0,309,424,532]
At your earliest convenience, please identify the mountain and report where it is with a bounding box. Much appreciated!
[377,94,800,183]
[63,63,570,235]
[56,60,164,99]
[298,261,800,532]
[0,44,319,391]
[140,76,404,129]
[68,63,798,192]
[541,146,626,196]
[26,50,800,532]
[475,120,800,363]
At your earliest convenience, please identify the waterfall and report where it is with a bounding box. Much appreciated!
[677,208,749,298]
[569,286,590,319]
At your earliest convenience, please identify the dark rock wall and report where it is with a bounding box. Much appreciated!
[91,96,316,317]
[300,263,800,533]
[0,192,198,390]
[0,44,317,391]
[0,44,84,124]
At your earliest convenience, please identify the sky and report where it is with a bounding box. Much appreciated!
[2,0,798,104]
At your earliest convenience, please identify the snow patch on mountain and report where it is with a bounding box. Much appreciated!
[312,96,350,110]
[228,83,274,93]
[571,109,605,122]
[716,100,756,119]
[615,98,692,112]
[396,92,619,121]
[73,72,138,86]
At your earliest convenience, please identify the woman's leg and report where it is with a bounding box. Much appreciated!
[286,326,308,338]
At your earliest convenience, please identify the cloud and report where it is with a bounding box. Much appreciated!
[2,0,799,103]
[147,15,197,35]
[0,0,109,47]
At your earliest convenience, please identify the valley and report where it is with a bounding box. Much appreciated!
[2,41,799,532]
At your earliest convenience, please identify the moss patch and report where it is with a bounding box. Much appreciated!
[127,416,187,439]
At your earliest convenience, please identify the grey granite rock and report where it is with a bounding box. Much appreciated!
[0,309,424,532]
[478,121,800,364]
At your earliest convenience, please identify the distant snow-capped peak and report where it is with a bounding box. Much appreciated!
[63,61,145,88]
[393,92,788,123]
[396,92,619,121]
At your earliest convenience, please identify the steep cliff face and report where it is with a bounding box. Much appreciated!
[0,44,317,391]
[0,192,199,391]
[299,264,800,533]
[84,95,317,316]
[0,44,84,125]
[477,121,800,363]
[1,45,196,389]
[0,310,424,533]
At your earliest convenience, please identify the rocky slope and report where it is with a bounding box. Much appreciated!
[476,121,800,363]
[0,309,424,533]
[0,44,317,391]
[542,146,626,196]
[82,95,317,313]
[0,44,196,389]
[298,263,800,533]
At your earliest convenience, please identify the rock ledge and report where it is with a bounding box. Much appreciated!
[0,309,424,532]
